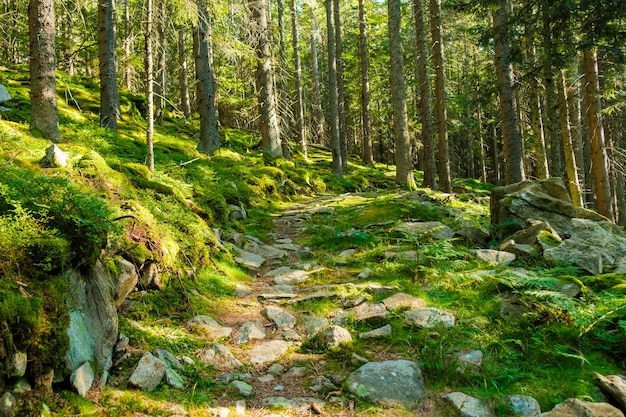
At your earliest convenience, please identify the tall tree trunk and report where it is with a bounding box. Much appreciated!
[123,0,133,91]
[413,0,435,188]
[430,0,450,192]
[155,0,167,124]
[145,0,155,172]
[358,0,373,166]
[583,48,613,220]
[389,0,416,189]
[557,69,582,206]
[277,0,291,160]
[98,0,119,131]
[195,0,221,155]
[325,0,342,176]
[28,0,60,143]
[290,0,306,157]
[62,5,75,76]
[541,0,561,176]
[568,71,586,195]
[310,11,325,145]
[333,0,348,169]
[251,0,282,160]
[179,27,191,120]
[492,0,524,184]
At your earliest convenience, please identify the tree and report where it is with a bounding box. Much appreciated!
[290,0,307,157]
[194,0,221,154]
[250,0,283,160]
[334,0,348,169]
[325,0,342,176]
[179,27,192,120]
[145,0,155,172]
[557,69,582,207]
[358,0,373,166]
[309,10,325,145]
[98,0,119,131]
[276,0,292,160]
[388,0,416,189]
[492,0,524,184]
[430,0,450,192]
[28,0,60,142]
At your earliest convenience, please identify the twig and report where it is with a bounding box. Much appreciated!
[578,303,626,338]
[170,157,200,167]
[176,271,196,317]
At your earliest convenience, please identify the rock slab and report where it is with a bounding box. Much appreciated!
[442,392,492,417]
[129,352,166,391]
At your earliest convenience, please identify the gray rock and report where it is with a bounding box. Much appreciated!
[188,315,233,340]
[343,296,368,308]
[404,307,455,328]
[595,373,626,412]
[303,316,329,338]
[500,240,539,258]
[228,204,247,220]
[235,400,246,415]
[310,376,338,392]
[474,249,516,266]
[272,268,310,285]
[65,262,118,377]
[12,379,31,393]
[257,374,275,383]
[351,353,370,365]
[273,243,300,251]
[261,397,325,409]
[311,325,353,348]
[287,291,338,304]
[267,364,284,375]
[357,268,372,279]
[394,221,456,241]
[347,360,426,407]
[244,241,288,260]
[36,369,54,394]
[500,296,533,320]
[285,366,307,377]
[153,349,183,370]
[359,324,392,339]
[226,232,244,247]
[164,367,185,389]
[384,250,417,261]
[541,398,624,417]
[197,343,243,370]
[353,303,388,323]
[249,340,291,365]
[115,258,138,307]
[229,380,253,397]
[507,395,541,417]
[0,392,16,417]
[338,249,356,258]
[40,144,69,168]
[218,373,252,383]
[234,248,265,269]
[261,306,297,329]
[237,320,267,345]
[279,329,302,342]
[9,351,27,378]
[139,261,164,290]
[454,350,483,374]
[70,362,94,397]
[442,392,492,417]
[129,352,166,391]
[0,84,12,103]
[382,293,425,311]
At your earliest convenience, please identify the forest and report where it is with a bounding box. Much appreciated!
[1,0,626,416]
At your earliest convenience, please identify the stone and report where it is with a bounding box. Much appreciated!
[129,352,166,391]
[261,306,297,329]
[454,350,483,373]
[36,369,54,393]
[595,373,626,412]
[244,241,288,259]
[507,395,541,417]
[70,362,95,397]
[267,364,284,375]
[12,379,31,393]
[353,303,388,323]
[310,376,338,392]
[235,400,246,415]
[226,232,244,247]
[0,84,12,103]
[442,392,492,417]
[164,367,185,389]
[359,324,392,339]
[0,393,16,417]
[257,374,275,383]
[235,284,252,297]
[507,221,560,246]
[140,261,164,290]
[234,248,265,269]
[338,249,356,258]
[249,340,291,365]
[40,144,70,168]
[273,269,310,285]
[229,380,253,397]
[352,353,370,364]
[474,249,516,266]
[499,295,533,320]
[303,316,329,338]
[384,250,417,261]
[343,296,368,308]
[10,351,27,378]
[237,320,267,345]
[218,373,253,384]
[404,307,455,328]
[541,398,623,417]
[262,397,325,409]
[279,329,302,342]
[500,240,539,258]
[115,258,138,307]
[347,360,426,407]
[287,291,339,304]
[188,315,233,340]
[382,293,425,311]
[394,221,456,241]
[153,349,183,370]
[273,243,300,251]
[311,325,353,348]
[197,343,243,370]
[65,263,118,377]
[228,204,247,220]
[357,268,372,279]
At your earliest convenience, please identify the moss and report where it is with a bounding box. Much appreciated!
[538,229,562,247]
[579,273,626,292]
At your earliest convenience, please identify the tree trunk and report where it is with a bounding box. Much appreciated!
[583,48,613,220]
[155,0,167,124]
[145,0,155,172]
[28,0,60,143]
[179,27,191,120]
[195,0,221,155]
[358,0,373,166]
[541,0,561,176]
[413,0,435,188]
[290,0,306,158]
[276,0,291,160]
[430,0,450,192]
[98,0,119,131]
[492,0,524,184]
[557,69,583,206]
[310,11,325,146]
[333,0,348,169]
[325,0,342,176]
[389,0,416,189]
[123,0,133,91]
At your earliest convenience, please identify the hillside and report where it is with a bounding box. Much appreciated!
[1,69,626,417]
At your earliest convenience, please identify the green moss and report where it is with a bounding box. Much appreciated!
[579,273,626,292]
[538,229,562,247]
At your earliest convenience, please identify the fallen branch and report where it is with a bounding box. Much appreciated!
[579,303,626,338]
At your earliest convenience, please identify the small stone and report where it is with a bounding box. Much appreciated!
[197,343,243,370]
[262,306,297,329]
[351,353,369,364]
[188,315,233,340]
[0,393,16,417]
[237,320,267,345]
[404,307,455,328]
[338,249,356,258]
[506,395,541,417]
[258,374,275,383]
[10,351,28,378]
[235,400,246,415]
[70,362,94,397]
[267,364,285,375]
[311,325,353,349]
[129,352,166,391]
[13,378,32,394]
[541,398,623,417]
[343,296,368,308]
[280,329,302,342]
[180,356,195,365]
[357,268,372,279]
[303,316,329,338]
[359,324,392,339]
[353,303,388,323]
[249,340,292,365]
[218,373,253,384]
[274,385,284,391]
[285,367,308,377]
[474,249,516,266]
[0,84,12,103]
[454,350,483,374]
[310,376,338,392]
[164,368,185,389]
[229,380,253,397]
[153,348,183,370]
[115,259,138,308]
[40,144,70,168]
[234,249,265,269]
[382,293,425,311]
[442,392,492,417]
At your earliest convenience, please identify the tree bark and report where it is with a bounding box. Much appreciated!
[179,27,191,120]
[358,0,373,166]
[583,48,613,220]
[325,0,342,176]
[28,0,60,143]
[123,0,133,91]
[310,11,325,146]
[277,0,292,160]
[145,0,155,172]
[98,0,119,131]
[389,0,416,189]
[557,69,583,206]
[290,0,306,158]
[430,0,450,192]
[413,0,435,188]
[194,0,221,155]
[333,0,348,169]
[155,0,167,124]
[492,0,525,184]
[541,0,561,176]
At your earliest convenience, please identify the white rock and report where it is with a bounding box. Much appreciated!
[442,392,492,417]
[128,352,166,391]
[70,362,94,397]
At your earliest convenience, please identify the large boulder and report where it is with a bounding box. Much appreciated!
[541,398,623,417]
[0,84,11,103]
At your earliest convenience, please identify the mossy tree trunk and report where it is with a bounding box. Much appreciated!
[98,0,119,131]
[358,0,373,166]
